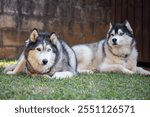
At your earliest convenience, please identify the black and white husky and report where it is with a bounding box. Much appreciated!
[4,29,77,79]
[73,20,150,75]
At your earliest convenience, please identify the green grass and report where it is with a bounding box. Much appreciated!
[0,59,150,100]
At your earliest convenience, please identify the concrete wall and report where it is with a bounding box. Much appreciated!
[0,0,111,58]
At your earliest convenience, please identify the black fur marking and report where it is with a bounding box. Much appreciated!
[102,41,106,57]
[107,23,134,40]
[56,39,70,72]
[25,32,56,58]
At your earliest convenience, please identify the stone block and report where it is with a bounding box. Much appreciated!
[3,0,18,14]
[2,30,29,46]
[0,14,16,28]
[0,31,2,46]
[46,19,62,34]
[32,0,45,16]
[21,17,44,30]
[0,47,16,59]
[46,0,58,17]
[0,1,2,13]
[21,0,33,15]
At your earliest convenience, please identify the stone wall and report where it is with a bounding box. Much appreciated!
[0,0,111,58]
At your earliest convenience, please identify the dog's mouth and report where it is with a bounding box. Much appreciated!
[27,60,51,74]
[36,65,51,74]
[112,42,118,45]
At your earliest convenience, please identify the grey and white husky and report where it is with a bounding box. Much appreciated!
[73,20,150,75]
[4,29,77,79]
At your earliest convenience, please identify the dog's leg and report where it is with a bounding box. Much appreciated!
[73,45,94,74]
[127,48,150,76]
[100,64,134,74]
[77,69,94,74]
[77,61,94,74]
[135,67,150,76]
[52,71,74,79]
[4,64,16,73]
[6,56,26,74]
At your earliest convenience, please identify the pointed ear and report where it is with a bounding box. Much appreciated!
[50,32,58,44]
[124,20,133,33]
[107,21,113,39]
[30,28,39,42]
[108,21,113,32]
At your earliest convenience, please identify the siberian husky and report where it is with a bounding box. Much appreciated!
[72,20,150,76]
[4,29,77,79]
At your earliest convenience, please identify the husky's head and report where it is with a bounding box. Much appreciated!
[25,29,58,74]
[107,20,134,47]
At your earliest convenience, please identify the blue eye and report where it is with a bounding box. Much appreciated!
[36,48,41,51]
[47,48,51,52]
[120,32,124,36]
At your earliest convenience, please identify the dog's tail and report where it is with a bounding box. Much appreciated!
[136,67,150,76]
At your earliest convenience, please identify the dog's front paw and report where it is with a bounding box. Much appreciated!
[53,71,74,79]
[6,71,16,75]
[78,69,94,74]
[127,70,134,74]
[123,68,134,74]
[143,71,150,76]
[42,74,53,79]
[4,64,16,73]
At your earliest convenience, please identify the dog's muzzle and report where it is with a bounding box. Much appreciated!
[112,38,117,45]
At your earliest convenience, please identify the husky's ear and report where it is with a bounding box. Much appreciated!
[30,28,39,42]
[108,21,113,32]
[124,20,133,33]
[50,32,58,45]
[107,21,113,38]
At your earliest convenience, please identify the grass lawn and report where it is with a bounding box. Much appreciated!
[0,59,150,100]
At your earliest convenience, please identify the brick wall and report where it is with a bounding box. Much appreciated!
[0,0,111,59]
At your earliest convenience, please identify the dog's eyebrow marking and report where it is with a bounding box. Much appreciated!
[43,41,46,51]
[111,30,115,34]
[37,45,43,50]
[118,29,123,34]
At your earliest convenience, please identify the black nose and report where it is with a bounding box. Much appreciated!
[112,38,117,43]
[42,59,48,65]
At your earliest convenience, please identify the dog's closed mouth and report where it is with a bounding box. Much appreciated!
[112,43,118,45]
